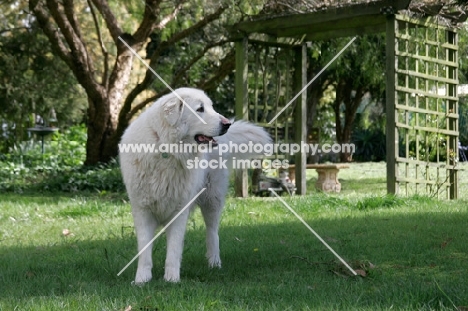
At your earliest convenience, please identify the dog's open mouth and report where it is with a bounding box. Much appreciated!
[195,134,218,147]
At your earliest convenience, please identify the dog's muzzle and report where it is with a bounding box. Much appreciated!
[218,116,231,136]
[219,122,231,136]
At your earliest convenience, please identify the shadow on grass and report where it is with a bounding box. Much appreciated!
[1,208,467,310]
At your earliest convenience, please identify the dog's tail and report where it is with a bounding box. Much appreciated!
[213,120,272,161]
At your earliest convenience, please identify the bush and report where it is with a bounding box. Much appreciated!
[351,127,386,162]
[0,125,124,193]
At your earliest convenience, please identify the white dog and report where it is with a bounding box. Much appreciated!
[119,88,271,283]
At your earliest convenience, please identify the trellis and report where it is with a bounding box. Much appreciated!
[387,15,459,198]
[235,38,307,196]
[233,0,460,198]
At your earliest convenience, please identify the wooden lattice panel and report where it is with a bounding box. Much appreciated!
[247,43,296,145]
[392,15,459,198]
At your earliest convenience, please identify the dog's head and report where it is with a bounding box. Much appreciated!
[159,88,231,146]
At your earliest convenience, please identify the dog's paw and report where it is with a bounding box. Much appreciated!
[207,255,222,269]
[164,268,180,283]
[134,270,152,285]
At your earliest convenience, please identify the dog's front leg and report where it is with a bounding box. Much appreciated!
[163,208,190,282]
[133,208,158,285]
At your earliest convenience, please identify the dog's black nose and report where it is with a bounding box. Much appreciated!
[219,122,231,136]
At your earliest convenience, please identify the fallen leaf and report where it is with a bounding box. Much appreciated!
[25,271,35,278]
[457,307,468,311]
[355,269,367,277]
[62,229,71,236]
[440,238,453,249]
[124,306,132,311]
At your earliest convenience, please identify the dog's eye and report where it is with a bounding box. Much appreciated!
[196,106,204,113]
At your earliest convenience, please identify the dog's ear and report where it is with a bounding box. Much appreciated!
[163,97,184,126]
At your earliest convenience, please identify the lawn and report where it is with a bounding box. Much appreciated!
[0,162,467,310]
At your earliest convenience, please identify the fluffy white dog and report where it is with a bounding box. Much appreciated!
[119,88,271,283]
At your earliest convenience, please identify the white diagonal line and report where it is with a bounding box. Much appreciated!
[268,36,357,124]
[117,187,207,277]
[118,36,207,125]
[268,188,358,276]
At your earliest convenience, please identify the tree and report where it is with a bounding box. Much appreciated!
[28,0,243,165]
[331,36,386,162]
[303,36,386,163]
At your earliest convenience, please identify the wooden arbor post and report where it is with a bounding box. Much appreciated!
[385,15,398,195]
[293,44,307,195]
[235,37,249,197]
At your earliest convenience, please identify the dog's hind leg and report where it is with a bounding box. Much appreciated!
[132,207,158,285]
[198,170,228,268]
[199,198,223,268]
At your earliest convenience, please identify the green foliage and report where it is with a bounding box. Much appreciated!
[352,127,386,162]
[460,25,468,84]
[0,21,87,153]
[350,94,386,161]
[355,195,405,210]
[0,125,124,193]
[460,98,468,146]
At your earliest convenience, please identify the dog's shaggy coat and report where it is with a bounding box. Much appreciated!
[120,88,271,283]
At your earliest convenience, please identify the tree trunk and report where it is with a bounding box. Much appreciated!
[85,96,114,165]
[84,43,135,165]
[334,79,364,163]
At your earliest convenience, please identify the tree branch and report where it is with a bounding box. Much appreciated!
[129,91,168,119]
[87,0,109,87]
[0,27,30,35]
[147,4,228,74]
[196,49,235,91]
[172,40,230,85]
[45,0,93,71]
[28,0,74,70]
[63,0,83,42]
[89,0,123,43]
[132,0,164,43]
[154,1,184,30]
[165,4,227,46]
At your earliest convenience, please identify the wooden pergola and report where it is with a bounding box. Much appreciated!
[232,0,461,199]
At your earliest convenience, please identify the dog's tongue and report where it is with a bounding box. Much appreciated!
[195,134,217,145]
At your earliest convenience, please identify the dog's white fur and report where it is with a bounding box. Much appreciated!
[120,88,271,283]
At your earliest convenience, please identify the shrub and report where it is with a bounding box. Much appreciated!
[0,125,124,193]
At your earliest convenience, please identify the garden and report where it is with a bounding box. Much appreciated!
[0,127,467,310]
[2,0,468,310]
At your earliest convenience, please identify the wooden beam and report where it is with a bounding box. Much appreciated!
[235,37,249,197]
[304,20,387,41]
[279,15,386,39]
[233,0,411,39]
[293,44,307,195]
[385,15,398,195]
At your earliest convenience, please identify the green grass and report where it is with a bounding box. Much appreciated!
[1,162,468,310]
